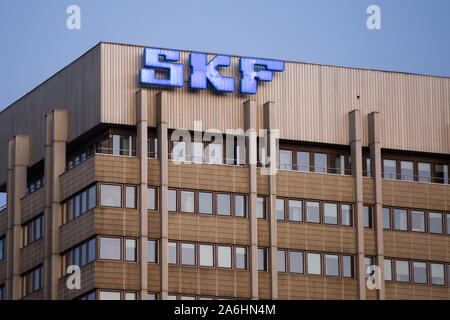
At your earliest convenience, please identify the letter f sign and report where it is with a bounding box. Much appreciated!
[190,53,235,92]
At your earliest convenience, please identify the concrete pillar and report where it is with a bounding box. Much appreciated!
[44,114,53,300]
[244,100,258,300]
[263,101,278,300]
[368,111,385,300]
[137,90,149,299]
[349,110,366,300]
[6,135,29,300]
[156,92,168,300]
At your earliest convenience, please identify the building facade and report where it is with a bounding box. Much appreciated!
[0,42,449,300]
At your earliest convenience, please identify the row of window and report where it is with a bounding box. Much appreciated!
[381,158,448,184]
[279,149,350,175]
[62,238,97,275]
[63,185,96,224]
[26,175,45,196]
[78,290,237,301]
[23,214,44,246]
[22,265,43,297]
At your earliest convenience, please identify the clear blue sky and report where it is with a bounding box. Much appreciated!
[0,0,449,205]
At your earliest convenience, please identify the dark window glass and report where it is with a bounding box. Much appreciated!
[418,163,431,182]
[100,184,122,207]
[99,237,121,261]
[400,161,414,181]
[235,195,246,217]
[257,197,266,219]
[217,194,231,216]
[289,251,304,274]
[217,246,232,268]
[125,239,137,262]
[331,154,345,175]
[364,206,372,228]
[307,253,322,275]
[235,247,247,269]
[258,248,266,271]
[168,189,177,212]
[384,259,392,281]
[181,243,196,266]
[125,186,137,209]
[396,260,410,282]
[429,212,443,234]
[276,198,285,220]
[87,238,96,263]
[74,194,81,218]
[341,204,352,226]
[431,263,445,285]
[288,200,302,222]
[81,243,87,266]
[447,213,450,235]
[198,192,213,215]
[382,207,391,229]
[277,250,286,272]
[147,187,157,210]
[180,191,195,213]
[342,255,354,278]
[168,242,177,264]
[148,240,157,263]
[279,150,292,170]
[383,159,397,179]
[413,261,427,284]
[0,237,4,261]
[306,201,320,223]
[314,153,327,173]
[88,185,96,210]
[325,254,339,276]
[324,203,337,225]
[411,210,425,232]
[81,191,87,213]
[74,247,80,266]
[199,244,214,267]
[434,164,448,184]
[394,209,408,231]
[296,151,310,172]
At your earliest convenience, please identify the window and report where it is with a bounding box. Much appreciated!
[198,192,213,215]
[447,213,450,235]
[148,240,157,263]
[112,135,132,156]
[289,251,304,274]
[168,242,177,264]
[100,237,121,261]
[276,198,285,220]
[382,207,391,230]
[325,254,339,277]
[99,291,121,300]
[363,205,372,228]
[257,197,266,219]
[181,296,196,300]
[324,203,337,225]
[23,265,43,296]
[217,194,231,216]
[365,158,371,177]
[288,200,302,222]
[418,162,431,182]
[167,294,177,300]
[279,150,292,170]
[235,195,246,218]
[314,153,327,173]
[413,261,428,284]
[24,214,44,246]
[181,191,195,213]
[429,212,443,234]
[331,154,345,175]
[0,285,4,300]
[430,263,445,285]
[125,292,137,300]
[172,141,186,162]
[434,164,448,184]
[277,250,286,272]
[307,252,322,275]
[400,161,414,181]
[364,257,373,279]
[181,243,196,266]
[199,244,214,267]
[81,191,87,213]
[217,246,232,268]
[258,248,267,271]
[0,237,5,261]
[235,247,247,269]
[342,255,354,278]
[100,184,122,207]
[383,159,397,179]
[341,204,352,226]
[207,143,223,164]
[125,186,137,209]
[394,208,408,231]
[297,151,310,172]
[74,194,80,218]
[65,238,96,271]
[88,185,96,210]
[168,189,177,212]
[306,201,320,223]
[147,187,157,210]
[384,259,392,281]
[125,239,137,262]
[191,141,204,163]
[396,260,410,282]
[411,210,425,232]
[147,293,157,300]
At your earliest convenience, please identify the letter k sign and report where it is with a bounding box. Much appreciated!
[190,53,235,92]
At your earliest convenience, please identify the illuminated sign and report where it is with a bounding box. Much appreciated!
[139,48,284,94]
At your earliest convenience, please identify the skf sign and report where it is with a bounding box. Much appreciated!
[139,48,284,94]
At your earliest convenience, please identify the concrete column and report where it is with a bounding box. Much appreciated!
[156,92,168,300]
[50,110,68,299]
[137,90,149,299]
[44,114,53,300]
[263,101,278,300]
[368,111,385,300]
[6,136,29,300]
[349,110,366,300]
[244,100,258,300]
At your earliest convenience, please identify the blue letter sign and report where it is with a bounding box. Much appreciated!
[140,48,184,87]
[239,58,284,94]
[189,53,235,92]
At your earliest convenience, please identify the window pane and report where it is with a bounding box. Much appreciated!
[99,291,121,300]
[181,191,195,213]
[167,295,177,300]
[147,293,157,300]
[276,198,285,220]
[235,195,246,217]
[314,153,327,173]
[208,143,223,164]
[429,212,443,234]
[199,244,214,267]
[396,260,410,282]
[279,150,292,170]
[147,187,156,210]
[331,154,345,175]
[382,207,391,229]
[235,247,247,269]
[365,158,371,177]
[342,255,354,278]
[325,254,339,276]
[198,192,213,215]
[288,200,302,222]
[88,185,96,210]
[88,238,96,263]
[431,263,445,285]
[383,159,397,179]
[168,189,177,212]
[400,161,414,181]
[217,194,231,216]
[74,247,80,266]
[418,163,431,182]
[411,210,425,232]
[413,262,427,284]
[168,242,177,264]
[74,194,80,218]
[181,243,196,266]
[148,240,157,263]
[191,141,204,163]
[364,206,372,228]
[296,151,310,172]
[81,243,87,266]
[258,248,266,271]
[257,197,266,219]
[394,209,408,231]
[324,203,337,225]
[181,296,196,300]
[100,184,122,207]
[172,141,186,161]
[125,292,137,300]
[125,239,137,262]
[306,201,320,223]
[81,191,87,214]
[100,237,121,260]
[289,251,304,274]
[384,259,392,281]
[35,217,41,240]
[434,164,448,184]
[217,246,232,268]
[277,250,286,272]
[125,186,136,209]
[307,253,322,275]
[341,204,352,226]
[447,213,450,235]
[364,257,373,279]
